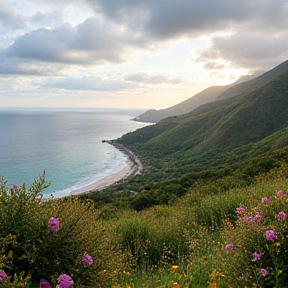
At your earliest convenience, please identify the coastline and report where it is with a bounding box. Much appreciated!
[70,141,142,196]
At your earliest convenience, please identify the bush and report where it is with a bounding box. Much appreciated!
[0,173,125,288]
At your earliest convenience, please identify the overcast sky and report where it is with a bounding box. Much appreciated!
[1,0,288,109]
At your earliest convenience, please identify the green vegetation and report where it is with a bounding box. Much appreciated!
[2,166,288,287]
[2,61,288,287]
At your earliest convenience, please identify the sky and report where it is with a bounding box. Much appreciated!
[1,0,288,110]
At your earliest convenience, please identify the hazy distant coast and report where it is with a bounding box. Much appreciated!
[70,141,142,196]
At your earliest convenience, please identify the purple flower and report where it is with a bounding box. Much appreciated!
[236,206,244,214]
[277,190,284,197]
[243,216,254,223]
[252,252,262,261]
[266,230,277,241]
[48,217,60,231]
[254,214,262,222]
[57,274,73,288]
[82,253,93,265]
[225,243,233,250]
[57,283,72,288]
[277,211,286,220]
[39,279,51,288]
[260,268,269,277]
[0,270,7,281]
[261,197,269,204]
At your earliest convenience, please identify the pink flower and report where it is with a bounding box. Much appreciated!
[242,216,254,223]
[57,274,73,288]
[39,279,51,288]
[260,268,269,277]
[48,217,60,231]
[254,214,262,222]
[225,243,233,250]
[81,253,93,265]
[277,190,284,197]
[236,206,244,214]
[261,197,269,204]
[252,252,262,261]
[277,211,286,220]
[0,270,7,281]
[266,230,277,241]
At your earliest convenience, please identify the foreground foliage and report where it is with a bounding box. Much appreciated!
[1,165,288,287]
[0,173,125,288]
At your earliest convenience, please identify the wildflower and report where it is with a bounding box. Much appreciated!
[275,242,281,247]
[254,214,262,222]
[252,252,262,261]
[39,279,51,288]
[81,253,93,265]
[225,243,233,250]
[277,190,284,197]
[266,230,277,241]
[261,197,269,204]
[9,184,18,192]
[243,216,254,223]
[208,283,217,288]
[171,265,179,270]
[57,274,73,288]
[259,268,269,277]
[0,270,7,281]
[277,211,286,220]
[48,217,60,231]
[236,206,244,214]
[210,269,225,279]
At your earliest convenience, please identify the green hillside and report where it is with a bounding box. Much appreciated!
[117,69,288,177]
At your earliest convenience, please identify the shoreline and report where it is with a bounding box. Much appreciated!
[70,141,142,196]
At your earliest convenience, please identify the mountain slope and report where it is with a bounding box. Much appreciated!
[134,71,265,123]
[217,59,288,100]
[117,67,288,178]
[134,85,228,123]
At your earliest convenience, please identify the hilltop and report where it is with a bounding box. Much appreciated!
[79,60,288,211]
[133,62,288,123]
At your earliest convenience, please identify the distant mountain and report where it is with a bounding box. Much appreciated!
[133,86,228,123]
[118,62,288,179]
[217,60,288,100]
[134,70,265,123]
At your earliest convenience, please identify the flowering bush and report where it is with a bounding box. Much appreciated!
[0,173,125,287]
[218,186,288,287]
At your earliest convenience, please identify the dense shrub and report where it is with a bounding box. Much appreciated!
[0,174,125,288]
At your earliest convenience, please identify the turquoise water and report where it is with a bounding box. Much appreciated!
[0,108,148,198]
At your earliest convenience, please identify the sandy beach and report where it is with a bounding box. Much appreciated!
[70,142,142,196]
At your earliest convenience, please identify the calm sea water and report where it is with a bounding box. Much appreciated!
[0,108,149,198]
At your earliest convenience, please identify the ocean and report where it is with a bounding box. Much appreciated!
[0,108,149,198]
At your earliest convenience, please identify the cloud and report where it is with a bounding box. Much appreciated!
[124,72,188,84]
[0,0,27,29]
[86,0,288,39]
[1,16,153,73]
[36,76,138,91]
[197,32,288,69]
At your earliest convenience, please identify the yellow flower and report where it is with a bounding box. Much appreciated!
[210,269,225,279]
[208,283,217,288]
[275,242,281,247]
[278,270,283,275]
[171,265,179,270]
